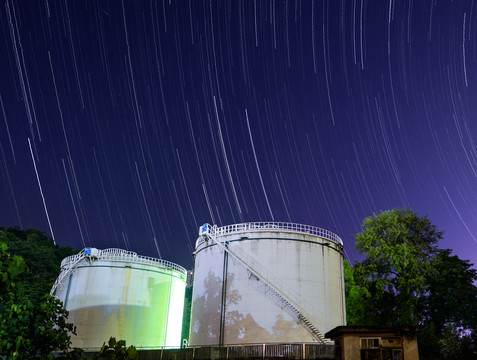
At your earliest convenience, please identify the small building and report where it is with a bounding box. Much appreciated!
[325,326,420,360]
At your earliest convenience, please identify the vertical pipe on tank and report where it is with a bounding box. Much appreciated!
[339,255,346,325]
[163,271,173,347]
[63,273,73,308]
[219,242,229,346]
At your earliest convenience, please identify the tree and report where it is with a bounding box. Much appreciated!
[0,242,25,302]
[343,260,371,326]
[424,249,477,332]
[0,294,82,359]
[353,208,442,326]
[0,241,82,359]
[0,227,76,302]
[419,249,477,359]
[0,228,137,359]
[93,337,138,360]
[348,208,477,359]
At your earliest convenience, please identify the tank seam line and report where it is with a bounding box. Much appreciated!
[75,265,186,280]
[195,237,342,255]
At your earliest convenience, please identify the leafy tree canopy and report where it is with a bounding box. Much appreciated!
[0,227,76,301]
[93,337,138,360]
[353,208,443,326]
[347,208,477,359]
[0,242,25,299]
[0,241,82,359]
[1,228,137,359]
[424,249,477,332]
[343,260,371,326]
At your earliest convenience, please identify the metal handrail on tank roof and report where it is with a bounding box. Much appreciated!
[59,248,187,276]
[197,222,343,247]
[52,247,187,296]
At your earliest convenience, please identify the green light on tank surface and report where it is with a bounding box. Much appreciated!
[54,256,187,349]
[166,275,186,346]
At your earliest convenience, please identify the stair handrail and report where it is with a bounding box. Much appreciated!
[50,249,86,295]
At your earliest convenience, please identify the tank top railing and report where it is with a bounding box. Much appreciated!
[52,248,186,296]
[199,225,327,344]
[59,248,187,276]
[196,222,343,249]
[217,222,343,245]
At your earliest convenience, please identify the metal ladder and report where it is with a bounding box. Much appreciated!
[199,224,326,344]
[50,250,86,296]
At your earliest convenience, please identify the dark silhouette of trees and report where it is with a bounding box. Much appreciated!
[0,226,76,302]
[0,240,82,359]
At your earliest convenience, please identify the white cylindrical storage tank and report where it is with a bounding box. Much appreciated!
[51,248,186,350]
[189,222,346,346]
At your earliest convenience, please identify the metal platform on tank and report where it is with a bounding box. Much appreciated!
[195,222,343,249]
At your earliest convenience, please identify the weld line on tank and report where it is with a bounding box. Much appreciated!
[75,265,185,280]
[195,237,342,255]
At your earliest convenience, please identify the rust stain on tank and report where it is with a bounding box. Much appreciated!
[118,267,131,338]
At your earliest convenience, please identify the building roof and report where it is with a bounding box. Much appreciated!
[325,326,422,340]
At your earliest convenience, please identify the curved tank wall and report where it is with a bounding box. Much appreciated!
[189,222,346,346]
[52,248,186,350]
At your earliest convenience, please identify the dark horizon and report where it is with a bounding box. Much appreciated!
[1,1,476,270]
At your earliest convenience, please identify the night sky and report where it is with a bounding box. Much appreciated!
[1,0,476,270]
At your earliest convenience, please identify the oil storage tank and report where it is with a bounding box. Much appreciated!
[51,248,186,350]
[189,222,346,346]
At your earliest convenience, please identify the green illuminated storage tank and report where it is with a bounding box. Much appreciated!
[51,248,186,350]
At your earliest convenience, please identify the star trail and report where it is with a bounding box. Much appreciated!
[1,0,476,269]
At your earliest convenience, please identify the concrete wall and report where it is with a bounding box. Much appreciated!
[334,331,419,360]
[403,337,420,360]
[341,335,360,360]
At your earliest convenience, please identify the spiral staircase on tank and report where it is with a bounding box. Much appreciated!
[198,223,328,344]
